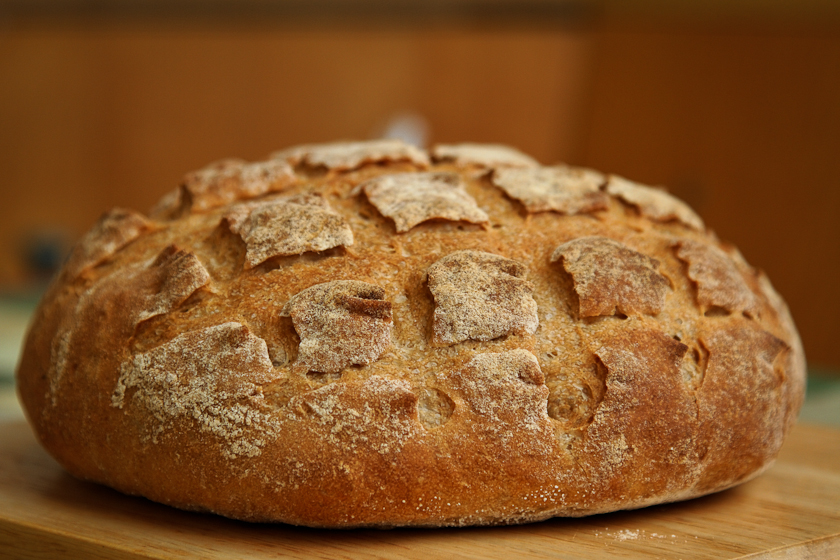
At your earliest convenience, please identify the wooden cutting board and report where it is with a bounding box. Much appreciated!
[1,421,839,560]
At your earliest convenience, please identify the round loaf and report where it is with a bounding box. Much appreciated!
[17,140,806,527]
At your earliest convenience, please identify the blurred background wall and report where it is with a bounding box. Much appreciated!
[1,0,839,371]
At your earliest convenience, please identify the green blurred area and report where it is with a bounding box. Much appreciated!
[802,370,840,427]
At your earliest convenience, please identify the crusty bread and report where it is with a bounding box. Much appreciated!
[16,140,806,528]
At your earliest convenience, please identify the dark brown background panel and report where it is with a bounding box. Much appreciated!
[581,27,840,369]
[0,24,594,279]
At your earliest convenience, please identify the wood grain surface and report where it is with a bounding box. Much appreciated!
[0,421,838,559]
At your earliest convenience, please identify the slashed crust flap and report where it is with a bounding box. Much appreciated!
[273,139,430,172]
[492,165,609,215]
[551,236,669,317]
[360,172,489,232]
[431,143,539,168]
[674,239,759,316]
[427,250,539,345]
[153,158,297,218]
[224,194,354,268]
[64,208,153,279]
[606,175,704,230]
[113,322,281,459]
[281,280,392,373]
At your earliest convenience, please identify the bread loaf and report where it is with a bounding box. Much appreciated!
[16,140,806,527]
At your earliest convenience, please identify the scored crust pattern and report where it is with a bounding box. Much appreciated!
[273,139,430,172]
[289,375,419,456]
[694,325,788,490]
[584,327,698,490]
[137,246,212,323]
[452,350,549,437]
[17,140,806,529]
[64,208,153,279]
[113,322,281,458]
[46,244,210,406]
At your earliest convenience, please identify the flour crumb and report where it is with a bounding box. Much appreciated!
[614,529,640,541]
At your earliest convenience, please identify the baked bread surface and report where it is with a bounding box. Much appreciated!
[17,140,806,527]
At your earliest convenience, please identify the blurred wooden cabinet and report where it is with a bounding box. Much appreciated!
[1,5,839,367]
[0,22,594,274]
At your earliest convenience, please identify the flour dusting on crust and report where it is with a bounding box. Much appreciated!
[48,248,208,407]
[606,175,704,230]
[224,194,354,268]
[273,139,429,172]
[281,280,392,373]
[431,143,539,168]
[112,322,281,458]
[588,328,694,473]
[361,172,489,232]
[291,375,419,455]
[427,250,539,345]
[492,165,608,215]
[551,237,669,317]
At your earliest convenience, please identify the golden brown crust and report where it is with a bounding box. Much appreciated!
[280,280,393,374]
[113,322,281,459]
[273,139,430,172]
[582,326,699,503]
[694,323,789,491]
[16,140,806,528]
